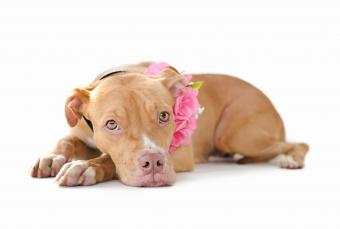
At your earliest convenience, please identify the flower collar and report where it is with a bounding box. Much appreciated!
[145,62,203,153]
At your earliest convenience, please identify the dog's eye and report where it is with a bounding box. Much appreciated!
[105,120,119,130]
[159,111,170,125]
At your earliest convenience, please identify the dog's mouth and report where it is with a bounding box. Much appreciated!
[137,172,174,187]
[121,170,176,187]
[121,173,175,187]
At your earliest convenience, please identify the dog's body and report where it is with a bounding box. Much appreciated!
[31,62,309,187]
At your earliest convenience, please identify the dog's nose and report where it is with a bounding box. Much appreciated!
[138,153,164,174]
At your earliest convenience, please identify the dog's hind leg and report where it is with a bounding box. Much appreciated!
[30,135,101,178]
[214,106,309,169]
[236,142,309,168]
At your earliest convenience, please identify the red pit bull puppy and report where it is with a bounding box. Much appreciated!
[30,62,309,187]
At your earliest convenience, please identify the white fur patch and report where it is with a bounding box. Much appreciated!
[35,155,67,177]
[143,134,165,154]
[52,155,66,164]
[85,137,96,148]
[82,166,96,186]
[271,154,299,168]
[198,106,205,115]
[56,160,97,186]
[232,153,244,161]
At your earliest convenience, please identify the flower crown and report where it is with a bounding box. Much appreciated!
[144,62,203,153]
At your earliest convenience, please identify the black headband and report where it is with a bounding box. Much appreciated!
[98,70,125,80]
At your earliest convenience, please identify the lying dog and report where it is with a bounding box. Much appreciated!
[30,62,309,187]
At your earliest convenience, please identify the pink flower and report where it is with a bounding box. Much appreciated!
[173,88,199,122]
[144,62,201,153]
[169,87,199,153]
[144,62,169,76]
[169,119,195,153]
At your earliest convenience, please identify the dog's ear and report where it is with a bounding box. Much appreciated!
[65,88,90,127]
[160,67,187,97]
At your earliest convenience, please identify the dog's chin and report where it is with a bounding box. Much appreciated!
[122,172,176,187]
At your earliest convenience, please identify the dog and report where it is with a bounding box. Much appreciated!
[30,62,309,187]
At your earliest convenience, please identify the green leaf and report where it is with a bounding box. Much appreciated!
[188,81,203,90]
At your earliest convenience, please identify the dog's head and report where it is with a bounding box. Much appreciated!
[64,65,188,187]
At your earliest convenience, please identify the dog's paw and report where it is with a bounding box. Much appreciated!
[271,154,303,169]
[55,160,96,186]
[30,155,67,178]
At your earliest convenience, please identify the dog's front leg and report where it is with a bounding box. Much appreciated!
[171,144,195,172]
[55,154,116,186]
[30,135,101,178]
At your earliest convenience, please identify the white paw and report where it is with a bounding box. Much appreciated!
[55,160,96,186]
[271,154,302,169]
[232,153,244,162]
[30,155,67,178]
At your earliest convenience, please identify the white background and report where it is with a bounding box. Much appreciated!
[0,0,339,228]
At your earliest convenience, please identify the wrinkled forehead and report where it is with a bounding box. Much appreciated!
[89,74,173,118]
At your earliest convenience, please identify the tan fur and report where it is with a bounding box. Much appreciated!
[194,74,308,166]
[31,62,309,186]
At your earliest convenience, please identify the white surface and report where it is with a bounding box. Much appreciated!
[0,1,339,228]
